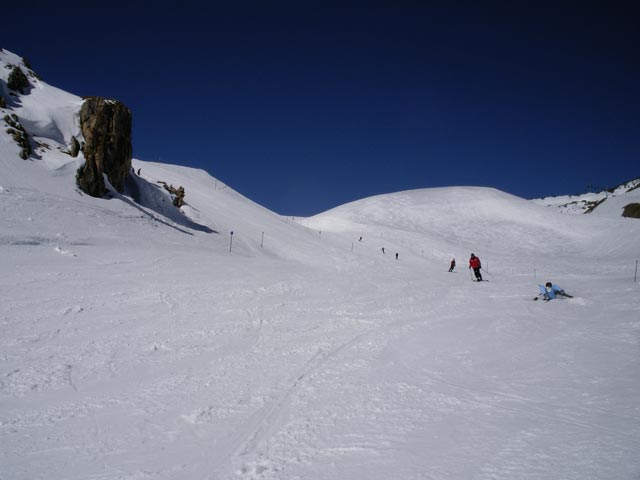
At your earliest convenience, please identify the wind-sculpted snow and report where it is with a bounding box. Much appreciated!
[1,49,640,480]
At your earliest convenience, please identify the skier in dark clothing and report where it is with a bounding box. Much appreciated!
[448,258,456,272]
[469,253,482,281]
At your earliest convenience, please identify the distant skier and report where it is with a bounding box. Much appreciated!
[395,252,399,260]
[469,253,482,281]
[448,258,456,272]
[534,282,573,301]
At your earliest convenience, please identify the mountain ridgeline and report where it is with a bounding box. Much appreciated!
[532,178,640,219]
[0,48,637,219]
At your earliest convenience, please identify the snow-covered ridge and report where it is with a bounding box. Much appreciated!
[1,49,84,171]
[532,177,640,217]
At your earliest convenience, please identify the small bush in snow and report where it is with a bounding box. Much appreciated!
[7,66,29,94]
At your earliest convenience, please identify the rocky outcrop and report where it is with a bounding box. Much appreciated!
[7,66,30,94]
[76,97,132,197]
[69,136,80,157]
[158,181,186,207]
[4,113,32,159]
[622,203,640,219]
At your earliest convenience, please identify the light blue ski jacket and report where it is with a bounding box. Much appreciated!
[538,284,564,300]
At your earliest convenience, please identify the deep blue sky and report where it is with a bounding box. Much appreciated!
[4,1,639,215]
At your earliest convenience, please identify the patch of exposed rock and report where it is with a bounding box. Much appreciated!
[622,203,640,219]
[4,113,32,159]
[76,97,132,197]
[69,136,80,157]
[158,181,186,207]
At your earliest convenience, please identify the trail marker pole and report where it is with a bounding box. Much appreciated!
[229,231,234,253]
[635,260,638,283]
[261,232,264,249]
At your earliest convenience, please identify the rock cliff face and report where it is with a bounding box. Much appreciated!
[76,97,132,197]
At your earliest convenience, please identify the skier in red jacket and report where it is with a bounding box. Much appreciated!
[469,253,483,281]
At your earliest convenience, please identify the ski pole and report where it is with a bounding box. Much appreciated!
[469,267,474,281]
[481,267,494,278]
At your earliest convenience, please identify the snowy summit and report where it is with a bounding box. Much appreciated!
[1,49,640,480]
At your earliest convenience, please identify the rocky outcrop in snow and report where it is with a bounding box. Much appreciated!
[158,181,186,208]
[622,203,640,219]
[532,177,640,219]
[76,97,132,197]
[69,136,80,157]
[3,113,32,159]
[7,65,30,94]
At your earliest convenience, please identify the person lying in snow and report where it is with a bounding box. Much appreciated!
[534,282,573,301]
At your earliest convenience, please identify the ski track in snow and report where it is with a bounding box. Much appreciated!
[3,253,640,480]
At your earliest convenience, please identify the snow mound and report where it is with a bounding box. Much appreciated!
[306,186,639,263]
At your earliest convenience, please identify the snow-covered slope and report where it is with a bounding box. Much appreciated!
[1,49,640,480]
[307,186,639,271]
[532,177,640,217]
[1,49,84,181]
